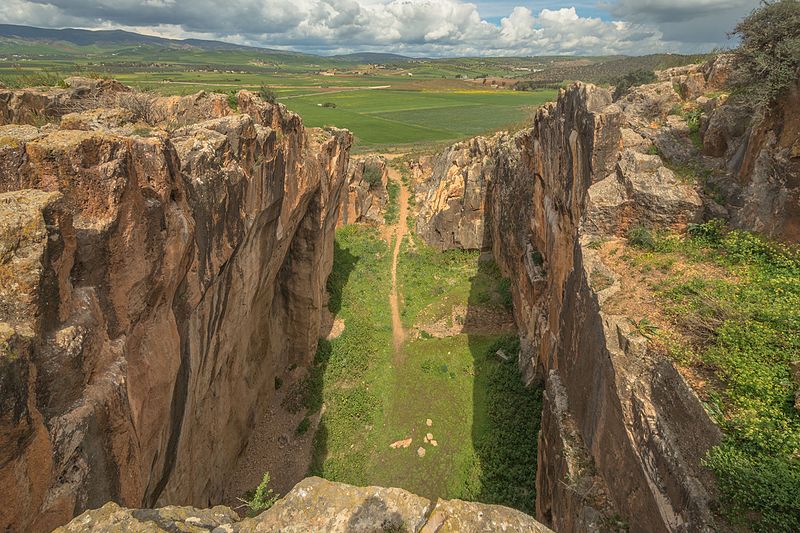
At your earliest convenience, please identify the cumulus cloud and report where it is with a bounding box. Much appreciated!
[0,0,757,56]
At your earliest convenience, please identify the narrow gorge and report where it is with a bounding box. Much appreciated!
[1,51,799,533]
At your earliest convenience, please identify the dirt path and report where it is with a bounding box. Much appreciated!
[388,166,409,356]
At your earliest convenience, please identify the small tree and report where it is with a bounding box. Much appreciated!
[362,162,383,188]
[238,472,279,516]
[259,86,277,104]
[730,0,800,107]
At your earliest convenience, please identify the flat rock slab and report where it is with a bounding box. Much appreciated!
[422,499,553,533]
[236,477,432,532]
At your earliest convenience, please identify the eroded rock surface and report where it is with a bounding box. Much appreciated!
[0,84,351,532]
[415,135,504,250]
[338,154,390,226]
[56,477,553,533]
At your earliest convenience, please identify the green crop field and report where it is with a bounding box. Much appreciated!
[281,89,555,150]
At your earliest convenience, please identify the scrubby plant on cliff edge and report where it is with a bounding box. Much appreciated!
[730,0,800,108]
[239,472,279,516]
[362,161,383,188]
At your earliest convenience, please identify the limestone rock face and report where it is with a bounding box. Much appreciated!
[56,477,554,533]
[338,154,390,226]
[586,149,703,235]
[415,135,505,250]
[486,83,721,532]
[0,77,129,125]
[719,80,800,240]
[0,88,351,532]
[661,56,800,241]
[54,502,240,532]
[413,81,724,531]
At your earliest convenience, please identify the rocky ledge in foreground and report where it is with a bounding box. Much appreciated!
[56,477,553,533]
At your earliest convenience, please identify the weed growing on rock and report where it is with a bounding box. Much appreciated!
[239,472,278,517]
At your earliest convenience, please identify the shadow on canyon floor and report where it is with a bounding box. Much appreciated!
[465,256,542,515]
[306,237,361,478]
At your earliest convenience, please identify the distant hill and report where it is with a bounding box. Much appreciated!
[0,24,305,56]
[330,52,415,64]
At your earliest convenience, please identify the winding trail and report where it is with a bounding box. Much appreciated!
[388,165,410,357]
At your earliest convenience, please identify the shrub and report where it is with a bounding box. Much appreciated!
[259,86,277,104]
[321,102,337,108]
[626,225,656,250]
[115,91,166,125]
[227,92,238,111]
[239,472,278,516]
[730,0,800,108]
[612,69,657,100]
[362,162,383,188]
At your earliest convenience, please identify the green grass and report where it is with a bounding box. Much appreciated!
[282,89,553,148]
[629,221,800,532]
[397,240,509,329]
[307,225,393,484]
[308,226,540,514]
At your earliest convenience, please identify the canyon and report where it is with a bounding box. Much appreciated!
[1,52,798,533]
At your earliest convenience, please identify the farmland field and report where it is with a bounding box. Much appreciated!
[281,88,556,150]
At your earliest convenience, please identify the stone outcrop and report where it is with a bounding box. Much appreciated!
[415,135,505,250]
[487,84,717,531]
[661,56,800,241]
[0,77,129,125]
[56,477,554,533]
[338,154,390,226]
[0,85,351,532]
[706,80,800,240]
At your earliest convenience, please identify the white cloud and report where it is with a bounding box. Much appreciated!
[0,0,754,56]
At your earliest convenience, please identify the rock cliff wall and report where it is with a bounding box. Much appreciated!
[0,82,351,532]
[412,68,761,530]
[415,135,503,250]
[338,154,390,226]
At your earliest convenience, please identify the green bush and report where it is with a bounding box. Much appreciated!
[239,472,278,516]
[259,86,277,104]
[227,92,238,111]
[626,225,657,250]
[730,0,800,108]
[362,162,383,188]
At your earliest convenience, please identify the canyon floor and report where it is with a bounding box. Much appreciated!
[223,156,540,514]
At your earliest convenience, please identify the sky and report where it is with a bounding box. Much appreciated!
[0,0,761,57]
